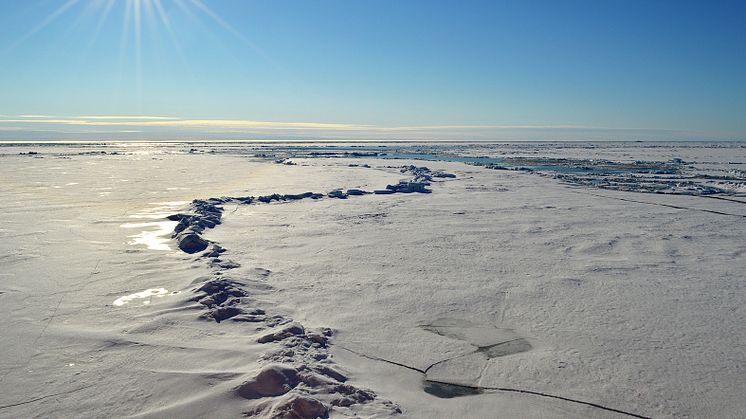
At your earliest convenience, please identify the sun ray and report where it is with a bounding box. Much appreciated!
[188,0,292,79]
[3,0,81,54]
[119,1,133,66]
[152,0,193,78]
[132,0,144,112]
[172,0,227,47]
[172,0,205,28]
[114,0,134,110]
[188,0,262,53]
[141,0,160,44]
[77,0,116,68]
[91,0,117,45]
[61,0,103,39]
[4,0,289,111]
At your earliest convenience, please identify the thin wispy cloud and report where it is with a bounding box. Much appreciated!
[381,124,592,131]
[0,115,733,141]
[76,115,181,120]
[0,115,369,131]
[0,115,590,132]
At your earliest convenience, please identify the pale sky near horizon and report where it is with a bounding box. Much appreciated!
[0,0,744,141]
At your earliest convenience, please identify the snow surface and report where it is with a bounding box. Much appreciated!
[0,142,744,418]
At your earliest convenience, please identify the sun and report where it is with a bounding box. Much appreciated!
[6,0,264,110]
[8,0,249,64]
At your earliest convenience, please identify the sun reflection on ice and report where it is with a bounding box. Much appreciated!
[121,201,187,251]
[121,220,178,250]
[113,287,172,306]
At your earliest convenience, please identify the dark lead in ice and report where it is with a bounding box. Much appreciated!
[424,381,484,399]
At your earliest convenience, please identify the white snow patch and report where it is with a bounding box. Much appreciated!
[113,288,170,306]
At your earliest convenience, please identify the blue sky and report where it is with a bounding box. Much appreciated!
[0,0,744,141]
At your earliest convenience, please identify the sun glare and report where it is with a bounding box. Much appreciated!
[7,0,261,109]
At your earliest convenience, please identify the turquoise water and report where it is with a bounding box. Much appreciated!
[377,153,504,165]
[282,146,632,175]
[375,152,621,174]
